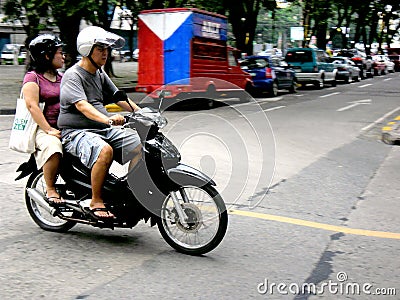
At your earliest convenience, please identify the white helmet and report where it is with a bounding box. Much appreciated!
[77,26,125,57]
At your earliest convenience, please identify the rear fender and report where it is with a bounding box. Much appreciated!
[15,154,37,180]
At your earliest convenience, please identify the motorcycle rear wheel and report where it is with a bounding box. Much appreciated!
[158,184,228,255]
[25,171,77,232]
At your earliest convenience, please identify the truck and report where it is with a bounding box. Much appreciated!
[135,8,252,101]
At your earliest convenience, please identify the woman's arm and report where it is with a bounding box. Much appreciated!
[23,82,60,138]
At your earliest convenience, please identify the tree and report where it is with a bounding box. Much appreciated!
[2,0,50,40]
[48,1,123,70]
[121,0,277,55]
[224,0,276,55]
[2,0,121,69]
[119,0,150,60]
[2,0,52,68]
[48,0,93,68]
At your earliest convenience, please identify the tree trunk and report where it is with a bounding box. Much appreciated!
[58,15,82,69]
[227,0,262,55]
[302,0,311,47]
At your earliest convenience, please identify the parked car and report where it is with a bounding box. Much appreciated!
[334,49,373,79]
[119,50,132,62]
[0,44,26,65]
[257,48,283,57]
[285,47,337,89]
[132,48,139,61]
[387,54,400,72]
[371,55,387,75]
[374,54,395,73]
[329,56,360,83]
[240,55,297,96]
[387,48,400,72]
[111,49,121,61]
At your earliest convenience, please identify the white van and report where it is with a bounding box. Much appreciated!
[0,44,27,65]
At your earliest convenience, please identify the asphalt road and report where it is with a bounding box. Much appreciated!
[0,69,399,299]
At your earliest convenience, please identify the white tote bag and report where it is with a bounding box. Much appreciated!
[9,90,44,153]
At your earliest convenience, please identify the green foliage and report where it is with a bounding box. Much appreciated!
[2,0,51,39]
[3,0,399,59]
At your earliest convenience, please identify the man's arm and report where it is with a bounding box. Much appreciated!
[75,100,125,125]
[116,98,140,112]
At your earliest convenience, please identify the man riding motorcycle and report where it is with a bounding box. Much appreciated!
[58,26,142,220]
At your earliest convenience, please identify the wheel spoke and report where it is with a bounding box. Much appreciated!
[160,185,225,251]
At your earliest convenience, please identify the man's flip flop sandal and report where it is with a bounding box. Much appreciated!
[46,196,66,207]
[86,207,115,221]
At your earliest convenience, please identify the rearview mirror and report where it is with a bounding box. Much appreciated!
[112,90,128,102]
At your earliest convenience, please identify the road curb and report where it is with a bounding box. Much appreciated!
[0,108,16,115]
[382,116,400,145]
[0,87,137,116]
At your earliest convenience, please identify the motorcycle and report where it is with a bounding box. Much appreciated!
[15,91,228,255]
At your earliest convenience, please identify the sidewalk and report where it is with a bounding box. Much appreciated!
[0,61,143,115]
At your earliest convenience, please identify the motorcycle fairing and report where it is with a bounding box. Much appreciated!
[167,163,216,188]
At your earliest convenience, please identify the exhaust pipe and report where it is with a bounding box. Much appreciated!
[26,188,57,216]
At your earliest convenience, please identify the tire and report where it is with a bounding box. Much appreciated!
[360,67,366,79]
[288,79,297,93]
[25,171,77,232]
[382,133,395,145]
[204,85,216,109]
[206,85,216,99]
[314,77,324,89]
[269,81,279,97]
[157,184,228,255]
[244,82,254,96]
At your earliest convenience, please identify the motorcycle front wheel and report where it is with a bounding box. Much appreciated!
[157,184,228,255]
[25,171,77,232]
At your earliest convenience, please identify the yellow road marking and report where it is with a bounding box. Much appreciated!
[382,116,400,132]
[229,209,400,240]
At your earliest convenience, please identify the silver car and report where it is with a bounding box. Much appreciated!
[329,56,361,83]
[374,55,395,73]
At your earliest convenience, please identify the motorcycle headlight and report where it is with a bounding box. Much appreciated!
[156,116,168,129]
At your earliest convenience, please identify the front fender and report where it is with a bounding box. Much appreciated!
[167,164,216,188]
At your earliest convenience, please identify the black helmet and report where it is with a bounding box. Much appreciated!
[29,34,63,62]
